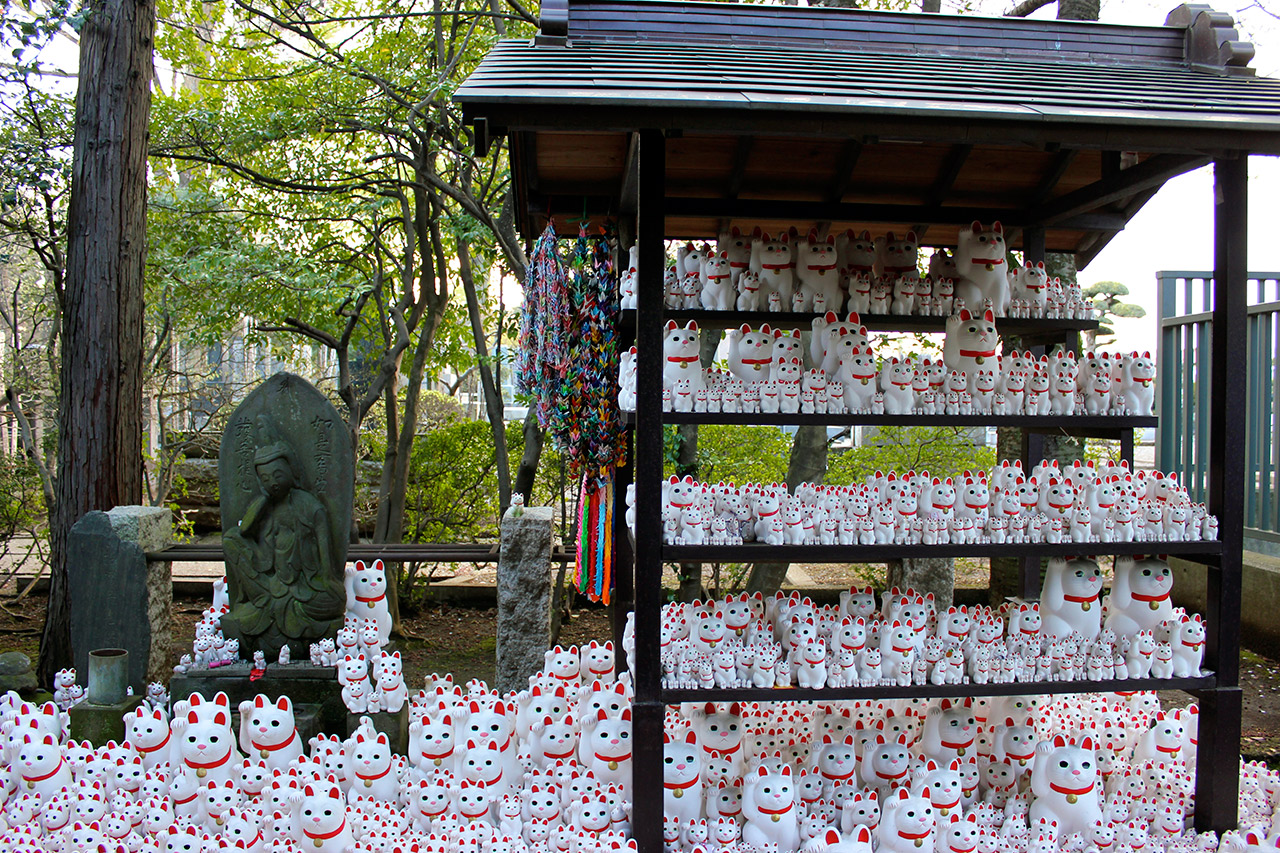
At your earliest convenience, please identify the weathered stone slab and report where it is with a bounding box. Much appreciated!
[346,707,409,755]
[68,506,173,692]
[171,663,345,736]
[70,696,146,746]
[0,652,36,695]
[219,373,353,662]
[496,506,553,695]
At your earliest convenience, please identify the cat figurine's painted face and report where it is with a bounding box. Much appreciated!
[953,309,998,349]
[867,733,912,786]
[1132,557,1173,598]
[817,735,858,784]
[1040,735,1098,794]
[755,233,793,269]
[462,699,514,752]
[664,730,701,788]
[663,321,701,361]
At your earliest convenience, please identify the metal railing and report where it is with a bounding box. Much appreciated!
[1157,270,1280,545]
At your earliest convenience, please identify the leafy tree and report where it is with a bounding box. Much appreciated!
[1082,281,1146,350]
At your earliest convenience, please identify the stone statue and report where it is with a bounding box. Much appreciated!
[219,373,353,660]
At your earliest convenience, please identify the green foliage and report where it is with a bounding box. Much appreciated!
[827,426,996,485]
[1084,281,1147,342]
[402,418,502,544]
[664,425,792,486]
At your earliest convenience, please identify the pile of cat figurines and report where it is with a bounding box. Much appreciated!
[624,318,1154,418]
[639,460,1218,548]
[3,671,1277,853]
[625,557,1207,692]
[0,643,635,853]
[615,224,1156,420]
[618,224,1091,321]
[169,560,402,716]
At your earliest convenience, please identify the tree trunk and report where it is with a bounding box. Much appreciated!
[513,410,544,504]
[746,424,829,595]
[1057,0,1099,20]
[42,0,153,688]
[458,238,512,515]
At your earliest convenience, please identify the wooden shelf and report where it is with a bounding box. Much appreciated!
[628,411,1155,437]
[624,308,1099,343]
[660,675,1217,704]
[662,541,1223,563]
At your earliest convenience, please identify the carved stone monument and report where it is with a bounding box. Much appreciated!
[219,373,353,660]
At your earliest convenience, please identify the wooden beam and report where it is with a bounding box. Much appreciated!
[1073,185,1158,268]
[926,143,974,206]
[1032,153,1209,225]
[619,132,640,215]
[1028,149,1078,205]
[662,196,1126,231]
[725,136,755,200]
[825,138,865,204]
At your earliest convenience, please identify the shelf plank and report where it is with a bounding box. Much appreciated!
[634,412,1156,434]
[660,675,1217,704]
[662,541,1223,563]
[627,308,1100,337]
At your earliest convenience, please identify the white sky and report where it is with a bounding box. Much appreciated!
[985,0,1280,354]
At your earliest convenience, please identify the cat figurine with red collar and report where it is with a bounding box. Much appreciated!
[663,730,704,826]
[294,780,355,852]
[344,560,391,647]
[1105,556,1176,639]
[1029,735,1103,839]
[691,702,746,774]
[176,703,241,786]
[944,309,1000,393]
[953,221,1010,317]
[125,705,178,772]
[1041,557,1104,643]
[14,731,72,801]
[751,232,795,307]
[580,708,632,801]
[874,231,920,286]
[663,321,705,393]
[920,700,976,764]
[796,231,843,313]
[743,763,800,853]
[728,324,776,384]
[877,785,935,853]
[1133,711,1185,764]
[237,694,302,772]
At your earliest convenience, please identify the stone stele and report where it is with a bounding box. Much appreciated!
[219,372,353,661]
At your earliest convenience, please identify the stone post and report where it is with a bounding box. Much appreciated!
[887,557,954,611]
[496,505,553,695]
[68,506,173,691]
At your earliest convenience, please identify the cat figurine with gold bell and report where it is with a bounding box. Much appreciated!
[944,308,1001,393]
[176,703,241,786]
[295,780,355,852]
[1105,555,1176,639]
[237,694,302,772]
[742,763,800,853]
[1028,735,1103,839]
[953,221,1011,317]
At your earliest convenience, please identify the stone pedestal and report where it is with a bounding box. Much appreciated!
[70,696,146,746]
[346,707,409,755]
[496,506,553,695]
[68,506,172,693]
[171,663,345,737]
[887,557,955,611]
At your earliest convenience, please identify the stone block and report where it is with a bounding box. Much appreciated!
[0,652,37,696]
[496,505,553,695]
[171,663,346,736]
[69,507,173,693]
[70,696,146,746]
[346,707,409,755]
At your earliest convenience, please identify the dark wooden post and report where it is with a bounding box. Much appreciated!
[631,128,667,853]
[1195,156,1246,833]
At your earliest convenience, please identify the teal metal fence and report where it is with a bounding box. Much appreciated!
[1157,270,1280,545]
